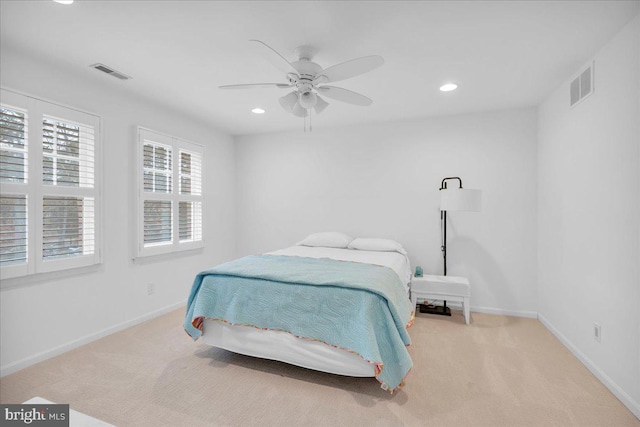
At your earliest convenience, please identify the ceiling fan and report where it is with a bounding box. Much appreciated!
[219,40,384,119]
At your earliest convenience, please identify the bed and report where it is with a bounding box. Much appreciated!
[184,233,414,392]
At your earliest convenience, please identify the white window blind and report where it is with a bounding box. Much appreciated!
[143,199,172,245]
[0,107,28,184]
[41,114,96,265]
[143,142,172,194]
[178,147,202,243]
[42,116,95,188]
[0,89,101,281]
[0,194,28,266]
[0,104,28,269]
[137,127,203,258]
[42,196,95,259]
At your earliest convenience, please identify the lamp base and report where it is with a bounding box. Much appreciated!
[419,303,452,317]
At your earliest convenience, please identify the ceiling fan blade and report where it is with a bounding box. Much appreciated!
[316,86,373,106]
[249,39,299,75]
[219,83,292,90]
[318,55,384,83]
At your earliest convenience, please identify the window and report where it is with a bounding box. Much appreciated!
[136,127,203,258]
[0,89,101,280]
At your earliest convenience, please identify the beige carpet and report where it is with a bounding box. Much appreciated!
[1,308,638,427]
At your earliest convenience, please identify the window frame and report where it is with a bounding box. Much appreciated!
[0,88,102,281]
[135,127,204,259]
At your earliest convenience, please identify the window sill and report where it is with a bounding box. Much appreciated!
[0,262,104,290]
[132,246,204,265]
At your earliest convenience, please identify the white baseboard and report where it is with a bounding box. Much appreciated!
[470,305,538,318]
[0,300,186,378]
[434,301,537,318]
[538,313,640,420]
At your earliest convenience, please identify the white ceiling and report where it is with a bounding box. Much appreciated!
[1,1,638,136]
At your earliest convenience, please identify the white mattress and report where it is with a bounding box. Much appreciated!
[202,245,412,378]
[202,320,375,376]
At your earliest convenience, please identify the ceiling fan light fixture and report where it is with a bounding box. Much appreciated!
[314,96,329,115]
[291,102,307,118]
[299,91,317,109]
[440,83,458,92]
[251,108,265,114]
[279,91,298,113]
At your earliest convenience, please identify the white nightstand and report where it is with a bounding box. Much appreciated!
[410,275,471,325]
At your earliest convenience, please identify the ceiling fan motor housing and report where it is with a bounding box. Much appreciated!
[293,60,322,80]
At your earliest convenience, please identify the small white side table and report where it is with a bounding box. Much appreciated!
[410,274,471,325]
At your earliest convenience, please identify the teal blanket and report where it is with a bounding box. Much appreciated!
[184,255,414,391]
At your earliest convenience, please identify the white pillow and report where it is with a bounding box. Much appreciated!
[296,232,354,249]
[348,238,408,255]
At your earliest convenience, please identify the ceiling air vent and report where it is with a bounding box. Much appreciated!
[90,63,131,81]
[570,62,594,107]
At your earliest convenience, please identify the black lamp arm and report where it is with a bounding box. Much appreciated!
[440,176,463,191]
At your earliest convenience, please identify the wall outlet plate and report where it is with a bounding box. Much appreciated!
[593,323,601,342]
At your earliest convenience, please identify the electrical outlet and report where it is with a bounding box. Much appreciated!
[593,323,601,342]
[147,283,155,296]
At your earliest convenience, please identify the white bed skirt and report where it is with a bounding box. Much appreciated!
[202,319,375,377]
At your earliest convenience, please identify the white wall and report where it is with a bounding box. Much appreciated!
[235,108,539,316]
[538,15,640,416]
[0,47,237,375]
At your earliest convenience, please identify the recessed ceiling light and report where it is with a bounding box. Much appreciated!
[53,0,74,4]
[251,108,265,114]
[440,83,458,92]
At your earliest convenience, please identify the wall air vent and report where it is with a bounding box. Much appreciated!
[570,62,594,107]
[90,63,131,81]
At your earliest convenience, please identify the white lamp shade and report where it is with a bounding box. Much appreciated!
[291,102,307,118]
[314,95,329,114]
[279,91,298,113]
[440,188,482,212]
[299,91,317,109]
